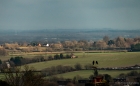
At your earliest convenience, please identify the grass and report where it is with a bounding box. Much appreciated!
[1,52,140,79]
[50,70,140,79]
[0,73,5,80]
[1,70,139,80]
[22,52,140,70]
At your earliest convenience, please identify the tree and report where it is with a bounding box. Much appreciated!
[22,42,28,47]
[95,40,107,50]
[74,63,82,70]
[54,54,60,59]
[65,54,71,58]
[104,74,112,81]
[127,71,139,76]
[48,55,53,60]
[131,43,140,51]
[103,36,109,44]
[118,73,126,78]
[30,42,38,46]
[84,64,92,70]
[73,75,83,82]
[125,38,134,47]
[4,43,19,50]
[94,69,98,77]
[60,53,64,59]
[62,41,74,48]
[115,37,127,48]
[0,48,7,56]
[0,59,2,64]
[108,40,115,45]
[4,65,45,86]
[10,56,23,66]
[56,65,63,73]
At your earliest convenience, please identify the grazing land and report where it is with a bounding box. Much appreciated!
[51,70,140,79]
[19,52,140,70]
[0,52,140,79]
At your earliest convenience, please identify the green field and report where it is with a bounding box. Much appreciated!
[51,70,140,79]
[0,52,140,79]
[1,70,139,80]
[21,52,140,70]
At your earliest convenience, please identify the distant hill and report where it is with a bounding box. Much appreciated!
[0,29,140,43]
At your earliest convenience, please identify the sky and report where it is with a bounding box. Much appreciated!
[0,0,140,30]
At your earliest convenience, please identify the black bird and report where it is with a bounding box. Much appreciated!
[96,61,98,64]
[92,60,94,65]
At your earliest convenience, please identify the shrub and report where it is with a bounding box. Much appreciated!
[74,63,82,70]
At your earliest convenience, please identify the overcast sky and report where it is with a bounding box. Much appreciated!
[0,0,140,30]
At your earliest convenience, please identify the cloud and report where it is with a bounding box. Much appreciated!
[0,0,140,30]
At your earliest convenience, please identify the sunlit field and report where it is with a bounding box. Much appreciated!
[19,52,140,70]
[0,52,140,79]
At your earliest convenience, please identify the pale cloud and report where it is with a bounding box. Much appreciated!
[0,0,140,30]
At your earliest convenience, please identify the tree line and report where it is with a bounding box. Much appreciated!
[0,65,110,86]
[0,36,140,55]
[0,53,77,70]
[1,65,139,86]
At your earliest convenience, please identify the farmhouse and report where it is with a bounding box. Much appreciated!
[70,53,76,58]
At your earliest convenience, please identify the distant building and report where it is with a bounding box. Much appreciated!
[38,43,41,47]
[6,62,11,68]
[70,53,76,58]
[46,44,49,47]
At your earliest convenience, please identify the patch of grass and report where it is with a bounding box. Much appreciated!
[1,52,140,80]
[24,52,140,70]
[0,73,5,80]
[51,70,140,79]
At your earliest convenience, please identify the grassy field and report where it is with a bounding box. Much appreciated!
[0,52,140,79]
[20,52,140,70]
[50,70,140,79]
[1,70,139,80]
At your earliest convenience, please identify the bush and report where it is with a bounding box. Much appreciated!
[127,71,139,76]
[74,63,82,70]
[46,82,58,86]
[48,55,53,60]
[41,65,74,76]
[84,64,92,70]
[10,56,23,66]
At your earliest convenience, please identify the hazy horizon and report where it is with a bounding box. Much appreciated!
[0,0,140,31]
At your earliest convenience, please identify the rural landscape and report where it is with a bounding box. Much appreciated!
[1,0,140,86]
[0,29,140,86]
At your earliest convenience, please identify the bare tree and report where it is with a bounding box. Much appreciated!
[4,65,44,86]
[95,40,108,50]
[115,37,127,48]
[4,43,19,50]
[0,48,7,56]
[103,36,109,44]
